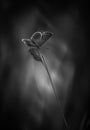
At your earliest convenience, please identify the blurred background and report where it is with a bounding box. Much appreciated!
[0,0,88,130]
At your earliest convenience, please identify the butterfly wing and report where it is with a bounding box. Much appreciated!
[22,38,36,47]
[31,31,42,46]
[38,31,53,47]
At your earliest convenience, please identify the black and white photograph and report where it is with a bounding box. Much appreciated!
[0,0,88,130]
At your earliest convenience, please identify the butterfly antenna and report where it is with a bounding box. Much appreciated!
[38,51,68,129]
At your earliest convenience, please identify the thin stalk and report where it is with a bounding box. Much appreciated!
[38,50,68,129]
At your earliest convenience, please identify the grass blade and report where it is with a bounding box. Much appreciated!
[38,50,68,129]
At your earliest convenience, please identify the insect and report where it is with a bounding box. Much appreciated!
[22,30,68,128]
[22,31,53,61]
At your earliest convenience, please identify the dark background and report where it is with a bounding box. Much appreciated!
[0,0,88,130]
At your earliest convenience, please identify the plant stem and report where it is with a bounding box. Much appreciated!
[39,51,68,129]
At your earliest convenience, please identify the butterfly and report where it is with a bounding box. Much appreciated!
[22,31,68,128]
[22,31,53,61]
